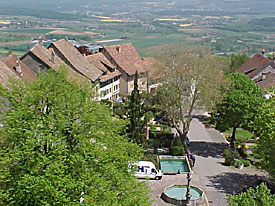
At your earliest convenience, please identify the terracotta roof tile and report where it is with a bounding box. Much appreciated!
[235,54,271,78]
[99,70,121,82]
[0,60,19,88]
[85,53,114,72]
[29,43,64,68]
[26,43,88,83]
[254,72,275,91]
[4,54,37,82]
[85,53,121,82]
[50,39,102,81]
[103,43,147,76]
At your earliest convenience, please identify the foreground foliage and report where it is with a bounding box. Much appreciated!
[228,183,275,206]
[0,70,149,206]
[255,89,275,179]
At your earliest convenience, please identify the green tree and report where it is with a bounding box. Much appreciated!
[0,69,149,206]
[7,49,12,56]
[210,73,264,149]
[155,46,225,160]
[230,53,249,73]
[128,72,146,144]
[255,89,275,179]
[228,183,275,206]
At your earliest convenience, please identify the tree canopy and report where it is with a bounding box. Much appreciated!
[228,183,275,206]
[0,69,149,206]
[155,46,225,158]
[128,72,146,144]
[255,89,275,179]
[210,73,264,149]
[229,53,249,73]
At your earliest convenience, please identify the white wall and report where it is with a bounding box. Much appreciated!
[98,78,120,101]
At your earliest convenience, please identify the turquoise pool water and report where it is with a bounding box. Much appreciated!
[164,186,203,200]
[160,159,190,173]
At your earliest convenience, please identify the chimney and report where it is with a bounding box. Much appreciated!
[15,59,22,75]
[49,48,55,64]
[262,74,266,80]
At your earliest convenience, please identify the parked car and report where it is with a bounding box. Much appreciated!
[133,161,163,180]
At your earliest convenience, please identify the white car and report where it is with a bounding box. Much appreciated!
[133,161,163,180]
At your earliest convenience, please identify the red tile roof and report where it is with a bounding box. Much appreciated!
[26,43,89,83]
[235,54,271,78]
[85,53,114,73]
[0,60,19,88]
[85,53,121,82]
[29,43,64,68]
[254,72,275,92]
[103,43,147,76]
[4,54,36,82]
[50,39,102,81]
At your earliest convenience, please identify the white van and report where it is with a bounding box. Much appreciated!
[134,161,163,180]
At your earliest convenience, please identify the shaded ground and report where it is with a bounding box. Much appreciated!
[188,118,266,206]
[207,172,264,195]
[190,141,227,158]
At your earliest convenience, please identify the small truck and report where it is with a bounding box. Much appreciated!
[133,161,163,180]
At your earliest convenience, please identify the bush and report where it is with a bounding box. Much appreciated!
[170,137,185,156]
[242,160,251,167]
[224,148,240,166]
[237,143,247,158]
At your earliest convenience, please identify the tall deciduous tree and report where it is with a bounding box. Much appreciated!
[255,89,275,179]
[211,73,264,149]
[128,72,146,144]
[155,46,225,159]
[0,69,149,206]
[230,53,249,73]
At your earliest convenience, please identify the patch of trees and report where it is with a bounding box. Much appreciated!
[214,17,275,32]
[0,7,81,20]
[0,32,29,43]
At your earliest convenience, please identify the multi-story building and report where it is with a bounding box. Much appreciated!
[100,43,148,95]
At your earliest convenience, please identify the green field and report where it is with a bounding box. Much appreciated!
[0,28,54,34]
[0,48,25,57]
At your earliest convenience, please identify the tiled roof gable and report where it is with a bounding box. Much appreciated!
[103,43,147,76]
[4,54,36,82]
[235,54,271,78]
[50,39,102,81]
[0,60,19,88]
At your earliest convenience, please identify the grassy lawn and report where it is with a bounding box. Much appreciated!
[224,128,254,142]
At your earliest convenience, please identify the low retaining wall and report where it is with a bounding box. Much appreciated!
[160,185,205,206]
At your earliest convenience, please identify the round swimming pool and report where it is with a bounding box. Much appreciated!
[161,185,204,205]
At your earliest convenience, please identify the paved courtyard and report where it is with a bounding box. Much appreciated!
[148,118,266,206]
